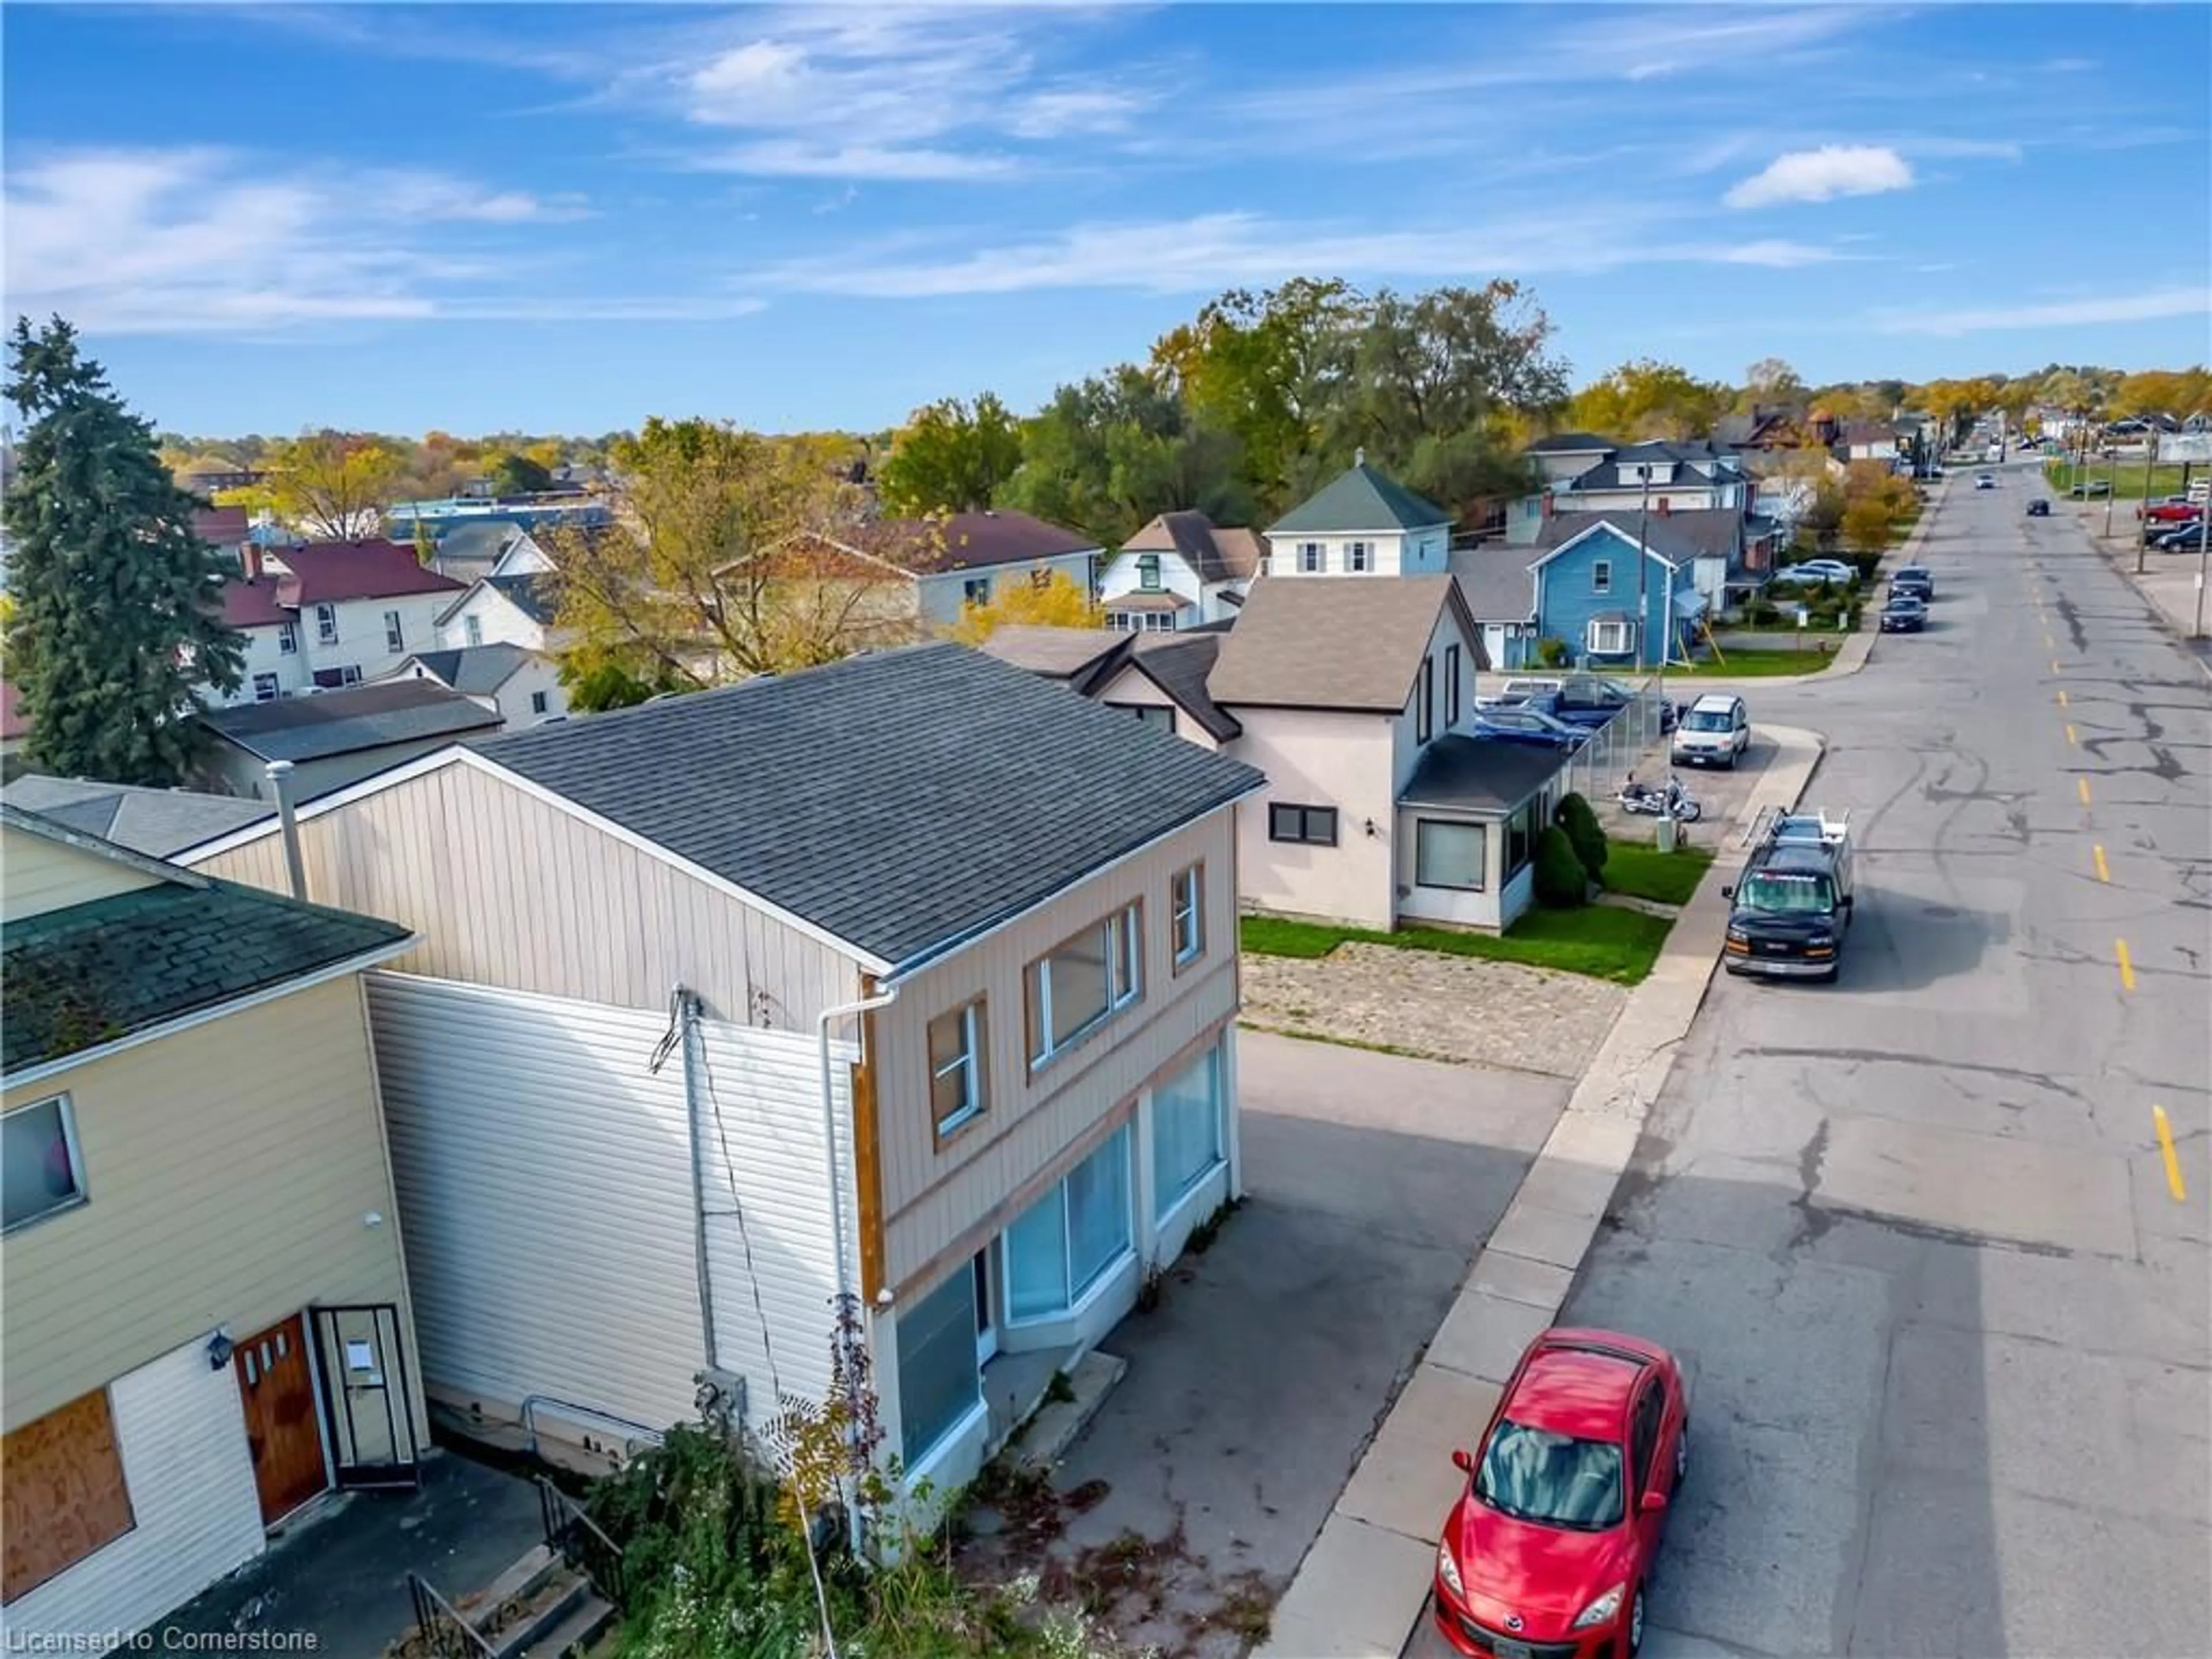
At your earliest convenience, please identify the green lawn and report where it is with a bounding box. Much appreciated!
[1241,906,1674,987]
[1668,648,1843,678]
[1601,842,1715,907]
[2044,459,2194,501]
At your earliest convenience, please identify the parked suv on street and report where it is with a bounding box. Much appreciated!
[1671,692,1749,769]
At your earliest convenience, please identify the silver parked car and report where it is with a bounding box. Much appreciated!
[1672,692,1750,768]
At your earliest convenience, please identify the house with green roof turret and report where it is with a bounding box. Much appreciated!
[1261,450,1454,580]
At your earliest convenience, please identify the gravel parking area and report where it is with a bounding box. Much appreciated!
[1240,943,1627,1080]
[1596,730,1778,841]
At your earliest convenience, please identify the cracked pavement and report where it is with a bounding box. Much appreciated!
[1421,469,2212,1658]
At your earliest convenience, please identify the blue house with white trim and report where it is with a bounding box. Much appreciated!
[1530,521,1707,668]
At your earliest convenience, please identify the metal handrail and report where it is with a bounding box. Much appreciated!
[539,1477,629,1608]
[518,1394,664,1463]
[407,1572,499,1659]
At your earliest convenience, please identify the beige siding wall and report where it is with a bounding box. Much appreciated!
[193,760,858,1027]
[1,978,421,1431]
[3,830,159,918]
[868,808,1239,1293]
[1229,707,1399,930]
[1089,664,1222,752]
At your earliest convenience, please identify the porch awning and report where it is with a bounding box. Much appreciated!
[1399,735,1569,815]
[1106,591,1192,613]
[1672,588,1709,617]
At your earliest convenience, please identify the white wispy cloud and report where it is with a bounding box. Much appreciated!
[3,146,756,334]
[747,209,1847,298]
[1872,286,2212,336]
[1725,145,1915,207]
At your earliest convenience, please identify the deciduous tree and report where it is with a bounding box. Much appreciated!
[876,394,1024,516]
[247,429,404,539]
[543,416,886,687]
[1570,358,1733,441]
[1841,495,1893,552]
[2,315,245,784]
[950,570,1104,644]
[487,450,554,495]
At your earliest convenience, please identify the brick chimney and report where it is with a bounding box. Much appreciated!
[1541,490,1555,520]
[1657,498,1672,517]
[240,542,263,581]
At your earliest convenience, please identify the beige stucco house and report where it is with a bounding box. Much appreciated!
[181,643,1264,1506]
[987,575,1573,933]
[2,806,424,1639]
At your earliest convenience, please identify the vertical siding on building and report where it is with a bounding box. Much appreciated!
[2,978,420,1433]
[192,759,859,1027]
[866,810,1240,1293]
[3,832,159,918]
[0,1340,266,1643]
[365,975,708,1437]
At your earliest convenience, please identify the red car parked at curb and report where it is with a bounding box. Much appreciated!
[1432,1328,1689,1659]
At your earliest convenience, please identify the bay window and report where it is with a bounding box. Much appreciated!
[1006,1128,1133,1322]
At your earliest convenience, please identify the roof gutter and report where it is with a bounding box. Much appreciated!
[879,777,1269,988]
[3,933,418,1093]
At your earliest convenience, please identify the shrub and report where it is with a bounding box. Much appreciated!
[1532,825,1589,909]
[1535,635,1571,668]
[1554,791,1608,881]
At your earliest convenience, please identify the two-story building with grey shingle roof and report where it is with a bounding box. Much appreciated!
[180,644,1265,1510]
[1261,451,1455,579]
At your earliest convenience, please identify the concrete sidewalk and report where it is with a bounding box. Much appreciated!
[1254,725,1827,1659]
[2082,510,2210,665]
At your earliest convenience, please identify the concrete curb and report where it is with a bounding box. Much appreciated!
[1255,724,1828,1659]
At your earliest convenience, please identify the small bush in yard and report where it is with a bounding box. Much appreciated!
[1532,826,1590,908]
[1535,635,1570,668]
[1554,792,1608,881]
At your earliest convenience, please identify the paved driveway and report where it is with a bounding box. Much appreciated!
[990,1029,1569,1658]
[1409,469,2211,1658]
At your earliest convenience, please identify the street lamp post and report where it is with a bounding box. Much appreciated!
[1634,462,1652,675]
[2137,437,2160,575]
[2195,505,2210,641]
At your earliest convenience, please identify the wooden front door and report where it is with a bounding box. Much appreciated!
[233,1314,326,1524]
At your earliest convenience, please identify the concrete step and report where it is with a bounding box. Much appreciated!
[487,1573,589,1659]
[454,1543,562,1632]
[520,1593,617,1659]
[1009,1348,1126,1472]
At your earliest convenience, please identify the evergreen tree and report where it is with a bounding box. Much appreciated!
[3,315,245,785]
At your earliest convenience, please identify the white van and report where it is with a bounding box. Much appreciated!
[1672,692,1750,768]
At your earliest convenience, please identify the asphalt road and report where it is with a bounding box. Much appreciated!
[1410,460,2211,1659]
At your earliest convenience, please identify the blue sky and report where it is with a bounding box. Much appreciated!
[6,3,2208,438]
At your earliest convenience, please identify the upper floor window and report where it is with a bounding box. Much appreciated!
[1445,644,1462,725]
[1416,655,1434,743]
[1025,904,1142,1069]
[1137,554,1162,592]
[1171,862,1205,967]
[315,603,339,644]
[1297,541,1324,574]
[929,998,988,1138]
[963,576,992,607]
[530,690,550,715]
[1347,541,1372,573]
[1268,803,1338,846]
[384,609,405,653]
[3,1094,86,1234]
[1109,702,1176,734]
[252,673,280,703]
[277,620,298,656]
[1591,559,1612,595]
[464,614,484,647]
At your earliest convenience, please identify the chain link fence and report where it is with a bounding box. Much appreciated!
[1558,675,1678,805]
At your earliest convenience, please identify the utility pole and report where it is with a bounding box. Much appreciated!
[1634,462,1652,674]
[2137,437,2159,574]
[2196,501,2210,641]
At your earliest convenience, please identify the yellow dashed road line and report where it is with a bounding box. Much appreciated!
[2066,724,2078,746]
[2094,844,2110,883]
[2117,938,2137,992]
[2078,777,2093,806]
[2154,1107,2187,1202]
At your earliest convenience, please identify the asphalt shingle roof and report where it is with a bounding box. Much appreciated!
[1399,735,1569,813]
[1525,431,1620,454]
[1120,633,1242,743]
[2,775,271,858]
[200,679,503,763]
[1537,509,1745,567]
[1119,512,1264,583]
[469,643,1264,972]
[1448,547,1537,622]
[1208,574,1473,711]
[486,573,560,625]
[977,627,1134,693]
[402,643,535,695]
[3,812,409,1075]
[1267,460,1452,536]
